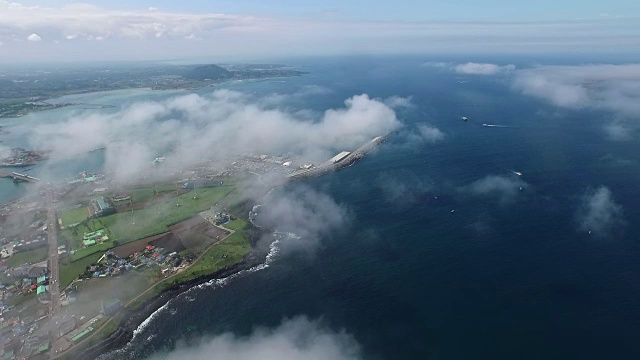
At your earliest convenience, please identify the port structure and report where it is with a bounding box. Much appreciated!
[288,136,386,180]
[0,171,41,183]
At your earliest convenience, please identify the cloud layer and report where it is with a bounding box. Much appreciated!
[462,175,526,203]
[513,64,640,114]
[454,62,515,75]
[1,1,639,61]
[576,186,624,237]
[29,90,401,182]
[256,186,349,254]
[513,63,640,140]
[146,316,362,360]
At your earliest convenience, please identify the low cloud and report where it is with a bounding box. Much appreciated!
[576,186,624,237]
[375,171,433,207]
[415,123,445,143]
[604,121,634,141]
[26,33,41,41]
[454,62,515,75]
[462,175,526,203]
[146,316,362,360]
[29,90,401,183]
[513,64,640,114]
[513,64,640,139]
[255,186,349,253]
[383,95,413,109]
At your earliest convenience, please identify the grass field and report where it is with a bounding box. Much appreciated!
[129,184,179,204]
[70,241,115,262]
[105,186,237,244]
[60,207,90,227]
[5,247,48,268]
[60,253,103,288]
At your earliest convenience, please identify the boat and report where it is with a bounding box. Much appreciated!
[514,171,522,176]
[461,116,468,121]
[482,124,489,127]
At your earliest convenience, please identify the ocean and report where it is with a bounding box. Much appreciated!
[4,56,640,359]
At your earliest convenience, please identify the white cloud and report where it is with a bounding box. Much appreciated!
[513,64,640,114]
[604,121,633,141]
[255,186,349,254]
[463,175,526,203]
[0,1,639,61]
[383,95,413,109]
[421,61,450,68]
[576,186,624,237]
[148,7,159,11]
[454,62,515,75]
[146,317,362,360]
[26,33,41,41]
[416,123,445,143]
[29,90,401,183]
[513,63,640,139]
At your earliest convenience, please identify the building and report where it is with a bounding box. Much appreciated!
[329,151,351,164]
[91,197,115,217]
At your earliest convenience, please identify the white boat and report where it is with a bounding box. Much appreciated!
[461,116,468,121]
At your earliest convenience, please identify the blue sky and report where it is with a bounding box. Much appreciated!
[19,0,640,21]
[1,0,639,62]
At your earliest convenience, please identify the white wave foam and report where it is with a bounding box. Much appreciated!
[129,239,280,342]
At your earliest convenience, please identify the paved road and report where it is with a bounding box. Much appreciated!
[46,189,61,341]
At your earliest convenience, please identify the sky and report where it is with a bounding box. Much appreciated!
[0,1,639,62]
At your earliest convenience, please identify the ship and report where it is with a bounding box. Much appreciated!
[461,116,468,121]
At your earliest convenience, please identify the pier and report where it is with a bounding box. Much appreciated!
[0,171,41,183]
[288,135,386,180]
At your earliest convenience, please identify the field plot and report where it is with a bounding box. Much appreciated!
[107,186,236,244]
[60,207,90,227]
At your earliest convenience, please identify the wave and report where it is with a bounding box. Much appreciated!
[129,238,281,341]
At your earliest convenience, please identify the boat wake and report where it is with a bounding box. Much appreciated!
[482,123,510,128]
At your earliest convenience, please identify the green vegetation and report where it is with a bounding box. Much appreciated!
[224,218,246,231]
[5,247,47,267]
[60,253,103,288]
[107,186,236,244]
[129,184,178,204]
[60,206,91,227]
[127,219,251,310]
[70,241,115,262]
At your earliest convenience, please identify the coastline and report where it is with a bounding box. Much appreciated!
[67,249,267,360]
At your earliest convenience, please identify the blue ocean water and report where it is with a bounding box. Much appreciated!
[6,56,640,359]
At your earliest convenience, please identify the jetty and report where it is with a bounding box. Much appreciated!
[0,171,41,183]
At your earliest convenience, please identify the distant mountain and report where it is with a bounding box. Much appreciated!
[184,64,233,81]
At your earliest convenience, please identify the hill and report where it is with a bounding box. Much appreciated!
[184,64,233,81]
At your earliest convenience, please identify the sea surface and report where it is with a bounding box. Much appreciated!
[4,56,640,359]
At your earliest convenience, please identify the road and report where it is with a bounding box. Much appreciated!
[46,188,62,354]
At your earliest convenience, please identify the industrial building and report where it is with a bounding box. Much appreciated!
[89,197,115,217]
[329,151,351,164]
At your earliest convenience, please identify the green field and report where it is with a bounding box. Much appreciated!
[129,184,179,204]
[60,253,103,288]
[103,186,237,244]
[5,247,48,268]
[70,241,115,262]
[60,207,91,227]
